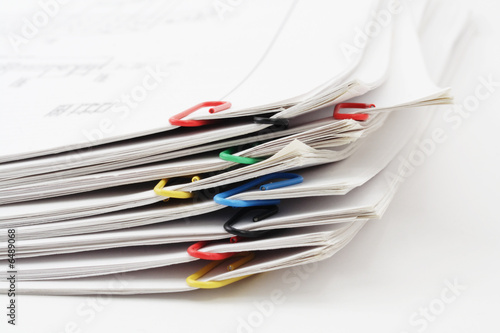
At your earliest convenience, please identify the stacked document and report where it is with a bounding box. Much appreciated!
[0,0,472,295]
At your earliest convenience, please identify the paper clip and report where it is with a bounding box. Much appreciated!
[187,241,237,260]
[154,176,200,199]
[253,116,289,130]
[186,252,255,289]
[333,103,375,121]
[219,147,265,165]
[169,101,231,127]
[224,205,279,238]
[213,172,303,207]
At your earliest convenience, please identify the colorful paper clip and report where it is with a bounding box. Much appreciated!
[186,252,255,289]
[224,205,279,238]
[154,176,200,199]
[187,241,237,260]
[219,147,265,165]
[213,172,303,207]
[253,116,289,130]
[333,103,375,121]
[169,101,231,127]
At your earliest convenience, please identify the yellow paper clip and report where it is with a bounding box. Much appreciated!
[186,252,255,289]
[154,176,200,199]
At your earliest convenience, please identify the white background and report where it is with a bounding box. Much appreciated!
[2,0,500,332]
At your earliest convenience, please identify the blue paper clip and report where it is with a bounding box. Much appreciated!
[213,172,303,207]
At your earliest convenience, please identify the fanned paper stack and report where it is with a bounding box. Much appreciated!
[0,0,473,294]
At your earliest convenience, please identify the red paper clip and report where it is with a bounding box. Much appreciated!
[333,103,375,121]
[169,101,231,127]
[187,241,236,260]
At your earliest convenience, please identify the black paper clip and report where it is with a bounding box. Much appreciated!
[224,205,279,238]
[253,116,289,130]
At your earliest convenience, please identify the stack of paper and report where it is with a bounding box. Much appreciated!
[0,0,473,294]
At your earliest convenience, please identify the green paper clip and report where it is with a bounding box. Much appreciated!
[219,147,264,165]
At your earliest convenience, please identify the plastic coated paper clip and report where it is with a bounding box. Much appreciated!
[224,205,279,238]
[169,101,231,127]
[333,103,375,121]
[219,147,265,165]
[253,116,289,130]
[154,176,200,199]
[213,172,303,208]
[186,252,255,289]
[187,240,237,261]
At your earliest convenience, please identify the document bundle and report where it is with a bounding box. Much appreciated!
[0,0,472,294]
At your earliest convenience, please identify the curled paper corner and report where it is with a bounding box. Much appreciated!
[266,139,320,160]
